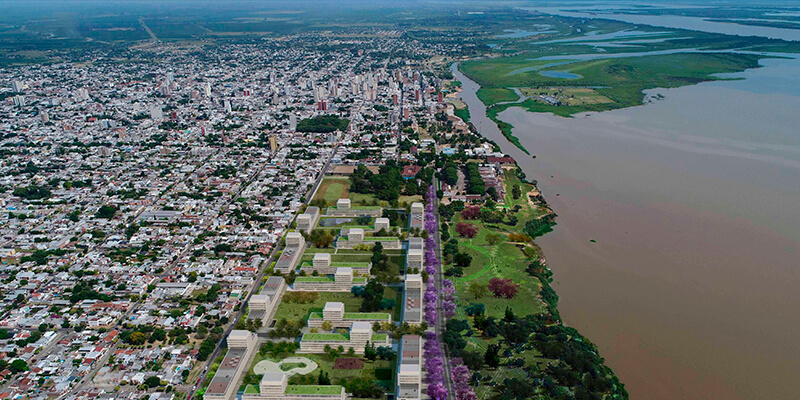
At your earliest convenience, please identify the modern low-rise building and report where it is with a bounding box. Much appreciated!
[409,202,424,230]
[403,274,423,324]
[275,232,306,273]
[299,321,389,354]
[248,276,287,326]
[296,206,320,233]
[243,372,346,400]
[406,237,424,271]
[336,229,401,250]
[293,267,367,292]
[205,330,259,400]
[307,301,391,328]
[325,198,382,217]
[298,253,371,275]
[396,335,423,400]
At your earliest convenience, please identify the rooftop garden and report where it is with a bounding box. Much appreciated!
[285,385,344,395]
[302,333,350,342]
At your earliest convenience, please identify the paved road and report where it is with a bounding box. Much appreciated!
[138,18,159,42]
[431,178,456,400]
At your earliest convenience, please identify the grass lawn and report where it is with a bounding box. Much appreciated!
[314,177,350,205]
[384,286,403,322]
[349,192,379,206]
[444,170,554,320]
[454,106,470,123]
[273,292,364,322]
[300,253,372,263]
[476,87,519,105]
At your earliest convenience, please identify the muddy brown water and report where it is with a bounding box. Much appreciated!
[452,58,800,400]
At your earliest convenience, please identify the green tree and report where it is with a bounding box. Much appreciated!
[150,328,167,342]
[485,344,501,368]
[317,370,331,385]
[467,282,488,300]
[9,359,28,374]
[511,184,522,200]
[364,341,377,361]
[95,205,118,219]
[128,331,147,345]
[144,376,161,388]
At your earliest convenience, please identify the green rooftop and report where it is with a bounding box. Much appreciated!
[302,333,350,341]
[371,334,388,341]
[285,385,344,395]
[365,237,399,241]
[244,385,260,394]
[343,312,391,320]
[295,276,335,282]
[331,262,371,268]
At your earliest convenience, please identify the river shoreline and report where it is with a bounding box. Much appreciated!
[452,54,800,399]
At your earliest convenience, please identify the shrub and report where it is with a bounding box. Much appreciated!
[488,278,519,299]
[455,223,478,238]
[460,206,480,220]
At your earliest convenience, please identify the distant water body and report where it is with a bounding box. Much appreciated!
[452,9,800,399]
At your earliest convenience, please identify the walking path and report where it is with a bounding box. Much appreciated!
[253,357,318,376]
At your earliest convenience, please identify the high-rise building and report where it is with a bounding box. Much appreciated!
[74,88,90,102]
[203,82,212,97]
[268,135,278,153]
[289,114,297,131]
[224,100,232,114]
[12,95,25,107]
[438,92,444,103]
[11,80,23,93]
[328,80,338,97]
[150,106,163,121]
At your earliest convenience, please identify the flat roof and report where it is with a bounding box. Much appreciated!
[302,333,350,341]
[285,385,344,395]
[205,348,246,395]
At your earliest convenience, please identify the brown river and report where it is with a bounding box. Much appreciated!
[452,54,800,400]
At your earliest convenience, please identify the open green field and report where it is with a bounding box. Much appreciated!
[448,219,546,319]
[454,107,471,123]
[313,177,350,205]
[476,88,519,105]
[348,191,423,207]
[300,253,372,263]
[447,170,550,320]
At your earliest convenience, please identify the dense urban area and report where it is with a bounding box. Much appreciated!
[0,6,629,400]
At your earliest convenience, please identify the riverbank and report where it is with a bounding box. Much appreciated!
[441,62,628,399]
[453,52,800,400]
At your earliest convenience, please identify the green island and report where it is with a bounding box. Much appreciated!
[457,14,800,153]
